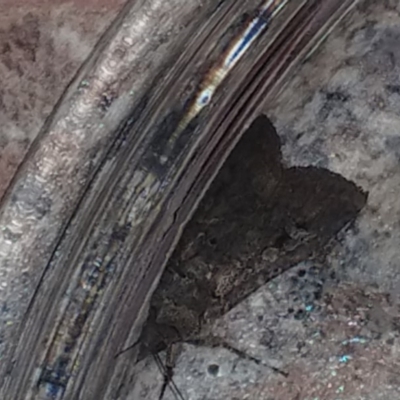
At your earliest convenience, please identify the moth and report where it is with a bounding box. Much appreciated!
[128,115,367,399]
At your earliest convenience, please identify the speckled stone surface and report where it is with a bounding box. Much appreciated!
[270,1,400,295]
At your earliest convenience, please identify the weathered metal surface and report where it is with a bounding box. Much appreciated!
[0,0,358,398]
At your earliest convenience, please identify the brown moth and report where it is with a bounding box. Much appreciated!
[135,115,367,398]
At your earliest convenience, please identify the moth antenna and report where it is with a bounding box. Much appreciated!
[114,338,140,358]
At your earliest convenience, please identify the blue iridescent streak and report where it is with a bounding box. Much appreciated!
[226,12,271,67]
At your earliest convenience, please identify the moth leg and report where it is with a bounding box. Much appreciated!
[155,343,186,400]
